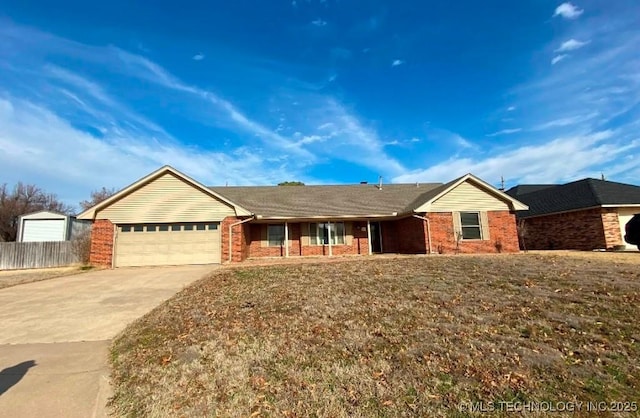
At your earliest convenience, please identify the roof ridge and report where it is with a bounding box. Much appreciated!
[585,178,604,205]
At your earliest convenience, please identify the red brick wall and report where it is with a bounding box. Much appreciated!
[221,217,250,263]
[428,211,519,254]
[89,219,114,267]
[522,208,622,250]
[244,222,370,259]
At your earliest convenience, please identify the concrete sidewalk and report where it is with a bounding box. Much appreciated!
[0,341,111,418]
[0,264,215,417]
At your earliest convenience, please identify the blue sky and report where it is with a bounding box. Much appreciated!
[0,0,639,206]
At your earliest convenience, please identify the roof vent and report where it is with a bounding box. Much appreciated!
[377,176,383,190]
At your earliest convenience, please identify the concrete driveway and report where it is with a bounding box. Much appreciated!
[0,264,215,417]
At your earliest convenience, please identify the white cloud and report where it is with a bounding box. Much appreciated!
[393,130,640,184]
[410,137,421,143]
[507,106,516,111]
[533,112,599,130]
[391,59,404,67]
[311,19,327,27]
[486,128,522,137]
[192,53,205,61]
[553,2,584,19]
[551,54,568,65]
[0,95,297,207]
[555,39,589,52]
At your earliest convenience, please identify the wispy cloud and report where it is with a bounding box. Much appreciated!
[553,2,584,19]
[192,53,205,61]
[555,39,589,52]
[311,19,327,27]
[507,106,516,111]
[394,130,639,184]
[0,20,408,198]
[391,59,404,67]
[486,128,522,137]
[551,54,568,65]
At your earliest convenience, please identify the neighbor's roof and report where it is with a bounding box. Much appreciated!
[511,178,640,218]
[210,183,443,218]
[505,184,557,197]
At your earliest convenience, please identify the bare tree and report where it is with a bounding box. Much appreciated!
[0,183,73,242]
[80,187,117,211]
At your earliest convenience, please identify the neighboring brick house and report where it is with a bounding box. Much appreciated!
[506,178,640,251]
[78,166,528,267]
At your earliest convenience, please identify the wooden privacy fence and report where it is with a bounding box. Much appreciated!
[0,241,79,270]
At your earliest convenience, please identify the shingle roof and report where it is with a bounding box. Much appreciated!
[512,178,640,218]
[505,184,557,197]
[210,183,443,218]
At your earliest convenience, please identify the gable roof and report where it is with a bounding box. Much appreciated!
[511,178,640,218]
[411,173,529,212]
[77,166,251,220]
[19,210,70,220]
[211,173,528,219]
[210,183,443,219]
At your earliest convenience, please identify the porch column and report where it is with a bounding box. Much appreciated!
[366,220,372,255]
[327,221,333,256]
[284,221,289,258]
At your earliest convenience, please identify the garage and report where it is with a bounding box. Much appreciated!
[114,222,221,267]
[618,209,640,251]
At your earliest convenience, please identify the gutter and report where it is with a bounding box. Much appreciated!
[254,213,398,221]
[412,214,433,255]
[228,216,255,263]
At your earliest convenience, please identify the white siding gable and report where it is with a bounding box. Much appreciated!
[96,173,235,223]
[420,180,510,212]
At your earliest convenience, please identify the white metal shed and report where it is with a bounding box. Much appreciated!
[18,211,70,242]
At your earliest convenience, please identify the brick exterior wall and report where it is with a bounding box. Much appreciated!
[521,208,623,250]
[602,209,623,248]
[427,211,519,254]
[236,213,519,261]
[245,222,370,259]
[89,219,114,267]
[221,217,250,263]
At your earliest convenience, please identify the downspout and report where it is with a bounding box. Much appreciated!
[228,216,255,263]
[412,214,432,255]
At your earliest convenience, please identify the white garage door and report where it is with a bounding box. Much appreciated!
[114,222,221,267]
[22,219,66,242]
[618,209,640,251]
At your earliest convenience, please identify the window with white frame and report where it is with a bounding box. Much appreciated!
[309,222,345,245]
[267,224,285,247]
[460,212,482,240]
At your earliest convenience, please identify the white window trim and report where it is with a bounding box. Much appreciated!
[308,222,346,245]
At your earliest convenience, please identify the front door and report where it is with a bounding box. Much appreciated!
[370,222,382,253]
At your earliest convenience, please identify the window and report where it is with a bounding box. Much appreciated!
[184,224,194,231]
[171,224,181,231]
[207,223,219,230]
[267,224,285,247]
[146,225,157,232]
[460,212,482,240]
[133,225,144,232]
[158,225,169,232]
[196,224,206,231]
[121,225,131,232]
[309,222,345,245]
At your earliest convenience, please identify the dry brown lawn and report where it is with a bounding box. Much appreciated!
[110,254,640,417]
[0,265,92,289]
